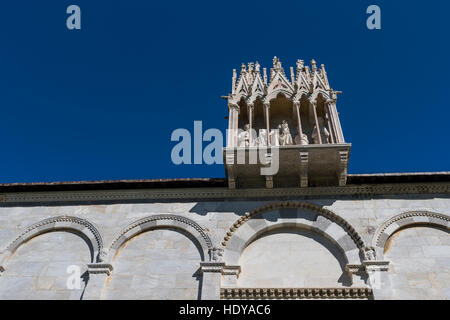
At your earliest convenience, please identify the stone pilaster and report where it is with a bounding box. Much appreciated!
[221,265,241,288]
[363,260,392,300]
[82,263,113,300]
[199,262,225,300]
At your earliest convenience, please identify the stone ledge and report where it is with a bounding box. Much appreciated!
[220,287,373,299]
[1,182,449,204]
[87,263,113,276]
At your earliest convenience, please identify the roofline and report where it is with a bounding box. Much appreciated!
[0,172,449,193]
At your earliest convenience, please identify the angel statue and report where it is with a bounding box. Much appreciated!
[312,117,330,144]
[278,120,293,146]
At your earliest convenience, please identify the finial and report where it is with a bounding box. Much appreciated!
[248,62,254,73]
[273,56,278,68]
[240,63,246,74]
[263,67,268,85]
[255,61,260,73]
[321,64,326,73]
[311,59,317,72]
[272,56,282,70]
[296,59,304,70]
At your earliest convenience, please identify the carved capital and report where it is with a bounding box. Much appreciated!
[362,260,390,272]
[200,262,225,273]
[87,263,113,276]
[209,247,224,262]
[222,265,241,277]
[228,103,239,111]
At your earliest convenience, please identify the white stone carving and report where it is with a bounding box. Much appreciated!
[278,120,293,146]
[312,117,330,144]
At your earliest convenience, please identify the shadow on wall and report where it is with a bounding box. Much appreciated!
[237,227,353,288]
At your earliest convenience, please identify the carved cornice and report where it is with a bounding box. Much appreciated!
[220,288,373,300]
[1,183,449,204]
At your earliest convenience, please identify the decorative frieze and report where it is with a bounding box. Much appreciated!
[220,287,373,299]
[1,182,449,204]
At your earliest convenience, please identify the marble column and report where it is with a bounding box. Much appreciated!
[248,104,254,146]
[294,101,303,144]
[264,102,271,146]
[325,102,336,143]
[228,103,239,147]
[327,99,345,143]
[311,100,322,144]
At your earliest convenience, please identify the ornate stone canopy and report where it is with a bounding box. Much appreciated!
[223,57,351,189]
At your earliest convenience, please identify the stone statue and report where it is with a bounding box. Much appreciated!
[210,247,224,262]
[238,124,250,147]
[270,129,280,146]
[257,129,267,146]
[295,133,309,145]
[364,247,376,261]
[312,117,330,144]
[278,120,293,146]
[273,56,282,69]
[255,61,260,72]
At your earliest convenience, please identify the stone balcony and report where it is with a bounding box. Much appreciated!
[223,143,351,189]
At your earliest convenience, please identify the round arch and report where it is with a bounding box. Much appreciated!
[0,215,103,266]
[107,214,213,263]
[372,211,450,257]
[221,201,365,266]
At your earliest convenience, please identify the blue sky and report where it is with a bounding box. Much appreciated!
[0,1,448,183]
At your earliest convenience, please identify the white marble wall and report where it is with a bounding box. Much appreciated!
[104,228,201,299]
[385,226,450,299]
[0,194,448,299]
[237,228,351,288]
[0,231,90,299]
